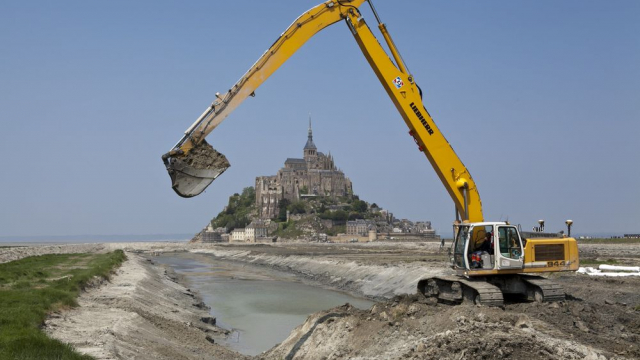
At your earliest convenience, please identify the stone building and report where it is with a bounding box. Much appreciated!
[245,220,269,241]
[230,228,246,242]
[256,121,352,218]
[228,220,269,242]
[346,219,377,236]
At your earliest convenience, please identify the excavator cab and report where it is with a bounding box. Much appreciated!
[162,140,230,198]
[452,222,524,273]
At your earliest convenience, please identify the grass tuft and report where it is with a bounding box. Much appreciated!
[0,250,126,359]
[577,238,640,244]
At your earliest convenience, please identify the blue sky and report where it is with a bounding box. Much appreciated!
[1,1,638,238]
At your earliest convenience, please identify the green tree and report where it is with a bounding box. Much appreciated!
[319,203,327,213]
[210,186,257,230]
[289,201,306,215]
[318,210,331,220]
[277,198,291,222]
[236,216,250,229]
[226,219,236,231]
[241,187,255,207]
[351,199,368,213]
[332,210,348,222]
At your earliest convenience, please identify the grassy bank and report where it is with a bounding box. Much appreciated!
[0,250,126,359]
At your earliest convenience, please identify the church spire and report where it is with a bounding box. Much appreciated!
[308,113,313,141]
[304,112,317,151]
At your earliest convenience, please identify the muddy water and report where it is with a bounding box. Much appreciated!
[153,252,374,356]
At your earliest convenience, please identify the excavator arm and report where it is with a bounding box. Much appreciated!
[163,0,483,222]
[162,0,366,198]
[342,5,482,222]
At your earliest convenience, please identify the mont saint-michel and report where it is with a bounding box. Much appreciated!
[255,121,352,219]
[193,120,438,244]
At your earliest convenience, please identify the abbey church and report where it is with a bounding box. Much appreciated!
[255,122,353,218]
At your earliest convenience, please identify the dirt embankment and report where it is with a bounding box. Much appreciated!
[44,253,247,360]
[263,292,639,360]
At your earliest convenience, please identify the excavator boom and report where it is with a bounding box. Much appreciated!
[163,0,482,222]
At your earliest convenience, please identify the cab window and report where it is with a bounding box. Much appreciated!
[497,226,522,259]
[453,226,470,268]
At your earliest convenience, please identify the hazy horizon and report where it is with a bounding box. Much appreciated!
[0,229,631,243]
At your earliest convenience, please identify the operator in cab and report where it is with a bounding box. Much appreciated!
[477,232,493,255]
[470,232,493,268]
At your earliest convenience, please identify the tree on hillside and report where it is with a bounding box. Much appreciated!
[289,201,306,215]
[277,198,291,222]
[241,187,255,207]
[210,186,256,230]
[332,210,348,222]
[225,219,236,231]
[351,199,368,213]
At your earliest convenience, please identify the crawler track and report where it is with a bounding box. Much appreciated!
[418,276,504,307]
[418,274,566,306]
[521,275,566,302]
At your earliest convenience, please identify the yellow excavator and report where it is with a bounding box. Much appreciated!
[162,0,579,306]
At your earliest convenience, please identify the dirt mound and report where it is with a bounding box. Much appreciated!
[264,293,638,360]
[185,140,230,170]
[507,289,640,358]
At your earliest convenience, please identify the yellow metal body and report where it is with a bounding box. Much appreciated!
[457,222,578,276]
[343,8,482,222]
[172,0,482,222]
[522,237,580,272]
[464,238,579,276]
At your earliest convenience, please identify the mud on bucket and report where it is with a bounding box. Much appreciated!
[162,140,230,198]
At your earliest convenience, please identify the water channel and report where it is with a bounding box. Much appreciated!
[153,252,375,356]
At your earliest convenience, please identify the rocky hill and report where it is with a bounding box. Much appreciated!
[191,186,384,242]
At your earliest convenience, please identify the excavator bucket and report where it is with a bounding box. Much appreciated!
[162,140,230,198]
